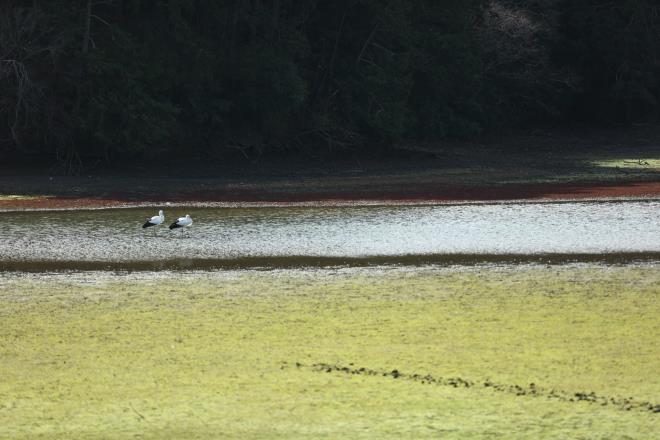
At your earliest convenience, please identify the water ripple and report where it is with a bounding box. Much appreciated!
[0,201,658,266]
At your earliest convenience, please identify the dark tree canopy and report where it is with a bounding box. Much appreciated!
[1,0,658,171]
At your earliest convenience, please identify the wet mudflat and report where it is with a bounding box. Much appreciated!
[0,264,658,439]
[1,200,659,269]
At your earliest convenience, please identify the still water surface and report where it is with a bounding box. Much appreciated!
[1,201,658,267]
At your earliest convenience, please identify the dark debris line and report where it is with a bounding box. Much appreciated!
[282,362,660,414]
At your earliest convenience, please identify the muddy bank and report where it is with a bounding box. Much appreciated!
[1,179,660,210]
[3,128,660,210]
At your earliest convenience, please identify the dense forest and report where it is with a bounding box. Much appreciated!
[1,0,659,172]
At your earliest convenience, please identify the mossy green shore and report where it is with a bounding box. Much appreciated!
[1,265,658,439]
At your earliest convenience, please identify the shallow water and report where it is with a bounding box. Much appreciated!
[0,200,659,269]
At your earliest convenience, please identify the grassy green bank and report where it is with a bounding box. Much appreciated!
[1,265,658,439]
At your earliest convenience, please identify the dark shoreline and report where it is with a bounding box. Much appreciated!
[2,179,660,212]
[3,252,660,272]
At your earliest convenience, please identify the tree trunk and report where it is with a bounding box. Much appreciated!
[82,0,92,55]
[270,0,280,41]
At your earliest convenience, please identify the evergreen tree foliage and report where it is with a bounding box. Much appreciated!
[0,0,658,171]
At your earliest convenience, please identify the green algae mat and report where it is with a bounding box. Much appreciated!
[1,265,658,439]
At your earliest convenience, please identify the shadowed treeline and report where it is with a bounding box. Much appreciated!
[1,1,659,172]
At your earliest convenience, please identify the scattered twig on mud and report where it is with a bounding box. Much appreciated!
[623,159,650,166]
[285,361,660,414]
[129,402,147,421]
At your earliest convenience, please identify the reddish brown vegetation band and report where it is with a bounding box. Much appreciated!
[2,181,660,210]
